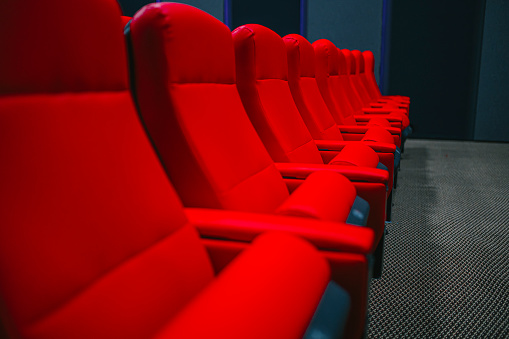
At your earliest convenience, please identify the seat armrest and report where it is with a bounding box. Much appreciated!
[314,140,396,154]
[276,170,357,223]
[155,232,330,339]
[377,99,410,107]
[358,110,404,121]
[362,107,406,116]
[337,125,401,137]
[187,208,375,254]
[275,162,389,189]
[376,126,401,135]
[353,116,402,129]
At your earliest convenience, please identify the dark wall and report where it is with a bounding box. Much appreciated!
[474,0,509,142]
[118,0,149,16]
[307,0,384,83]
[385,0,486,140]
[118,0,223,20]
[231,0,300,37]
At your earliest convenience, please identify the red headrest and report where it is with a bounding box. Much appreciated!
[336,48,349,75]
[341,49,356,75]
[0,0,127,94]
[131,3,235,84]
[351,50,365,73]
[233,24,287,81]
[283,34,316,78]
[312,39,339,79]
[363,50,375,73]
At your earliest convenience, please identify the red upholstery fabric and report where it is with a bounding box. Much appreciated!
[361,50,411,104]
[128,5,376,337]
[190,209,375,339]
[0,1,344,339]
[283,33,396,187]
[187,208,375,253]
[130,4,288,213]
[130,5,372,224]
[232,25,386,172]
[349,50,392,109]
[313,38,358,126]
[336,48,373,114]
[276,163,389,248]
[339,49,407,127]
[313,39,403,146]
[284,34,345,141]
[276,171,357,221]
[329,144,380,168]
[156,231,330,339]
[349,50,410,128]
[231,25,392,245]
[233,24,325,165]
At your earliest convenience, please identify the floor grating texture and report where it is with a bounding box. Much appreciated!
[367,139,509,338]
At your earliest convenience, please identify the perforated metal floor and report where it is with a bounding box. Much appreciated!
[367,139,509,338]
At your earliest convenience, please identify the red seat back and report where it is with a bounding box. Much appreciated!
[233,24,324,164]
[350,50,376,104]
[283,34,345,141]
[313,39,359,126]
[129,4,290,213]
[0,1,215,338]
[361,50,384,100]
[337,48,367,113]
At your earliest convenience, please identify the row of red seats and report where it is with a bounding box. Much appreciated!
[0,1,410,339]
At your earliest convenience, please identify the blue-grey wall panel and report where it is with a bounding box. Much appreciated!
[231,0,300,37]
[307,0,383,83]
[175,0,224,21]
[118,0,223,21]
[474,0,509,142]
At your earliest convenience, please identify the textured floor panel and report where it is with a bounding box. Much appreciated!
[367,139,509,338]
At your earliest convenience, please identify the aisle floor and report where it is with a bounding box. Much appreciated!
[367,139,509,338]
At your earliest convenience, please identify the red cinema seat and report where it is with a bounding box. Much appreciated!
[350,49,413,142]
[350,50,409,111]
[313,39,403,147]
[283,33,399,221]
[127,3,376,337]
[340,49,410,130]
[347,49,410,121]
[0,1,360,338]
[232,23,391,244]
[128,4,368,226]
[361,50,411,105]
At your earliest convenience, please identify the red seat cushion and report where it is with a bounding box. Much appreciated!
[0,1,217,337]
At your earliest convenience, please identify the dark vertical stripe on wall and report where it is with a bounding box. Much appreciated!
[224,0,232,28]
[380,0,392,95]
[300,0,307,37]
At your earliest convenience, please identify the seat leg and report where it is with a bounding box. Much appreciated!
[372,230,386,279]
[386,190,393,222]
